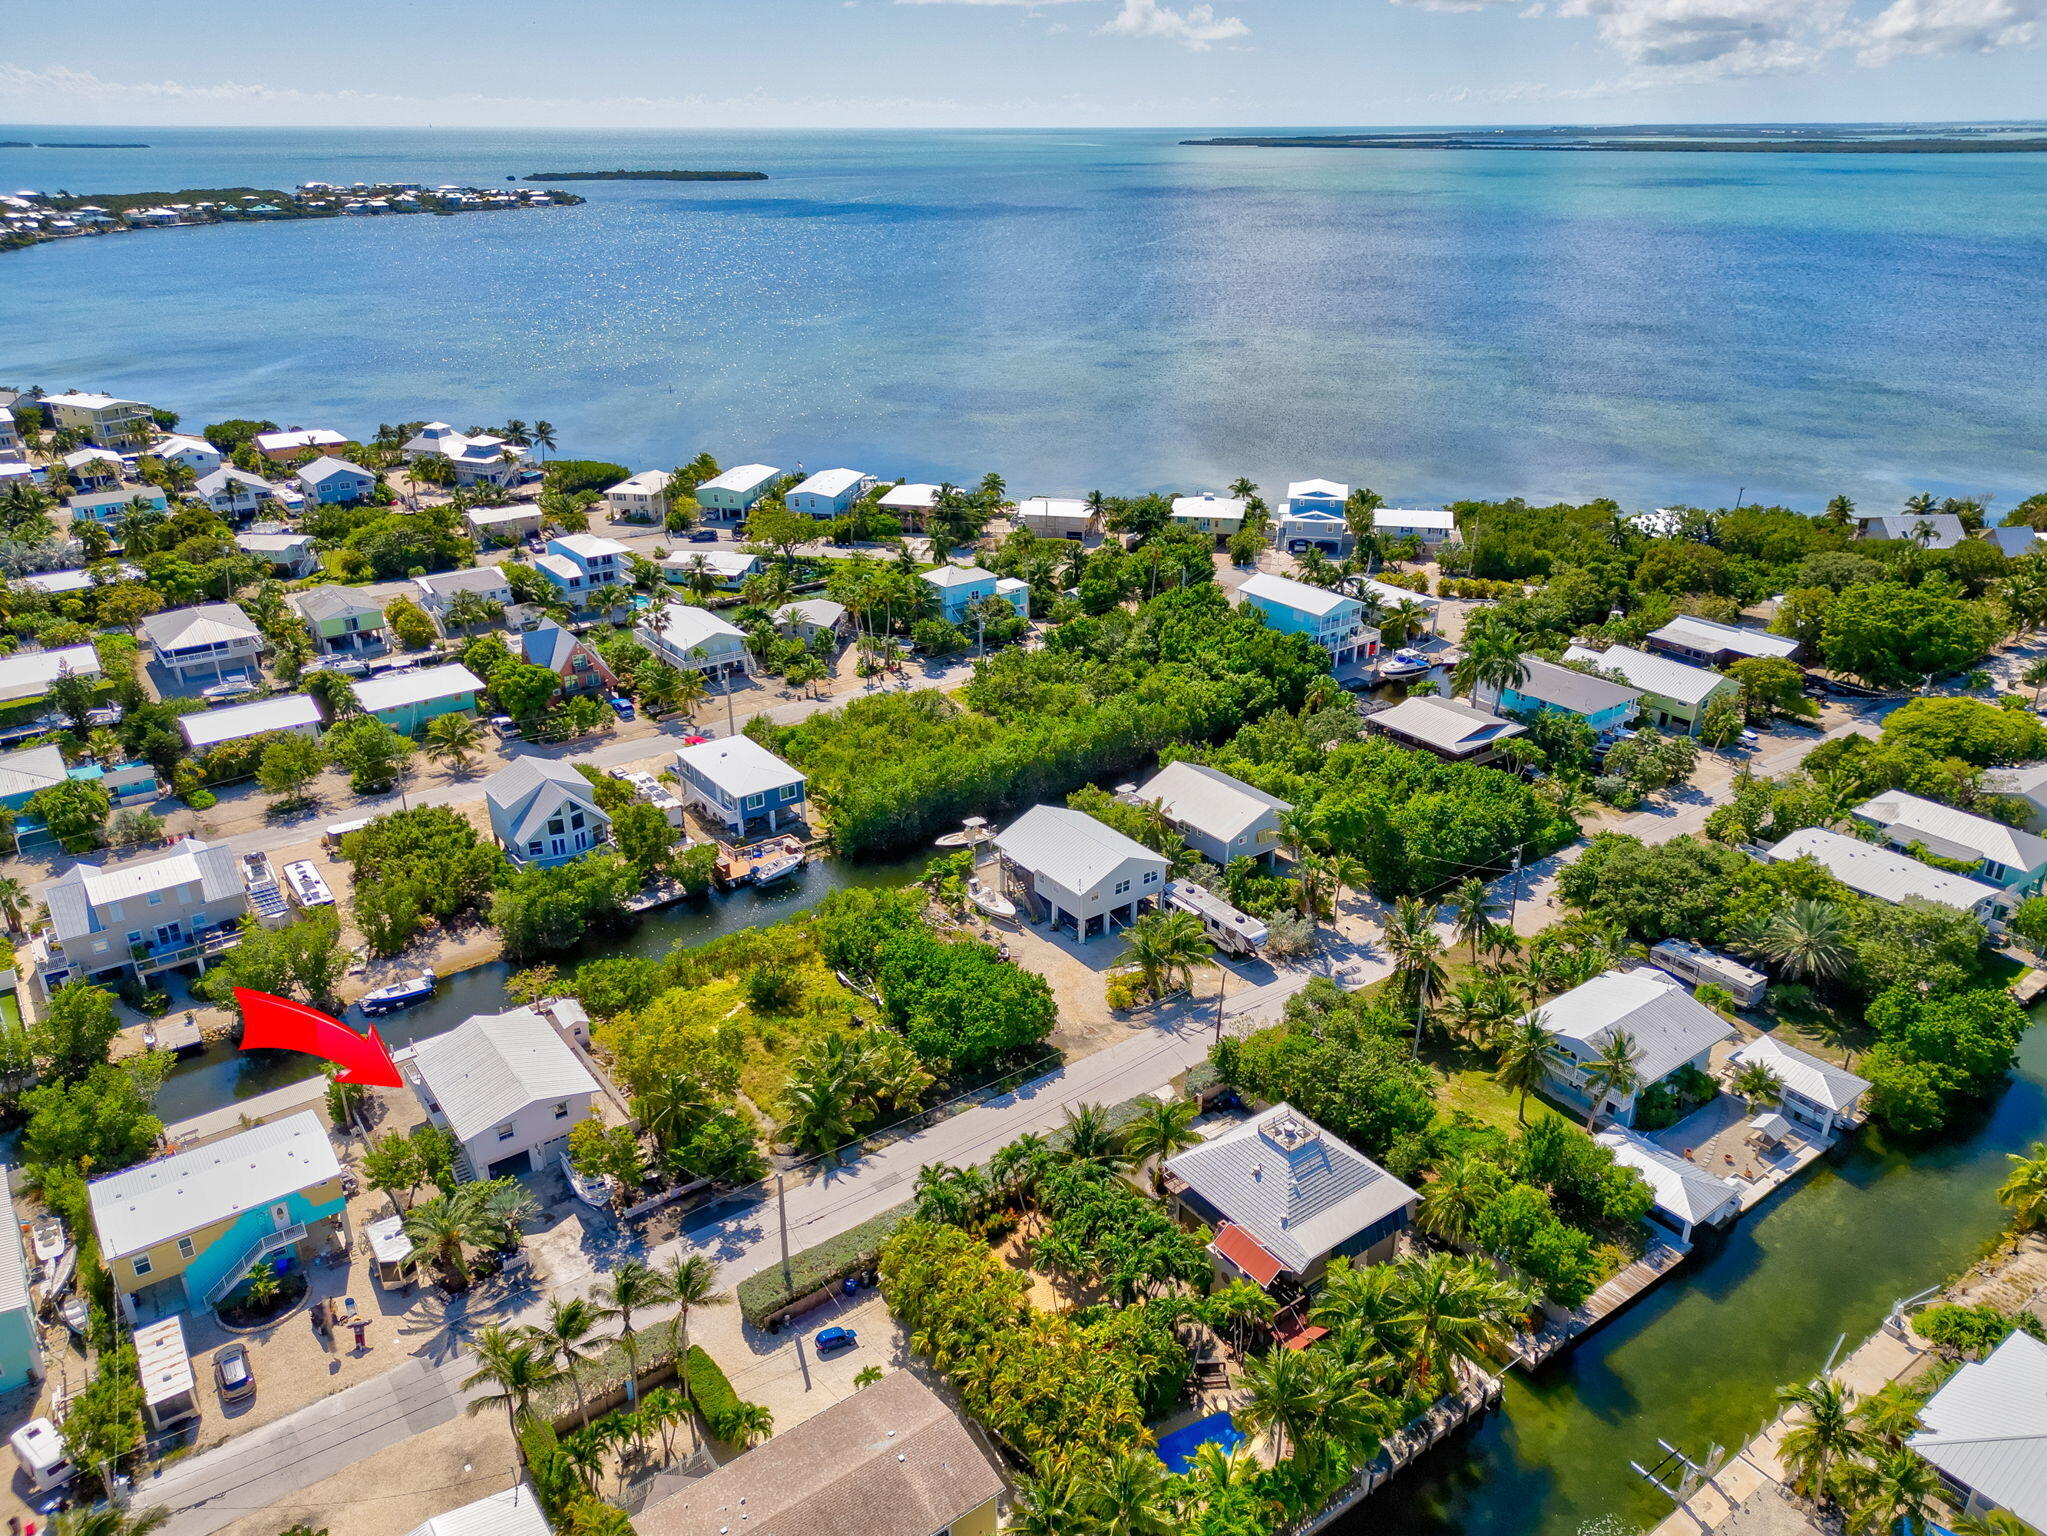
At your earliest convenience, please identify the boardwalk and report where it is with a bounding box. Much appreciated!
[1515,1241,1691,1369]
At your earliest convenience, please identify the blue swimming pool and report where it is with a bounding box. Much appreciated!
[1153,1411,1244,1475]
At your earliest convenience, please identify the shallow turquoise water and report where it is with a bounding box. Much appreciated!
[4,127,2046,509]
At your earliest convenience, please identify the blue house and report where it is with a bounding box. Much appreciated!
[295,456,377,505]
[349,662,484,734]
[1239,571,1378,668]
[1485,655,1641,739]
[920,563,1029,625]
[785,468,874,518]
[535,533,630,611]
[0,1168,42,1390]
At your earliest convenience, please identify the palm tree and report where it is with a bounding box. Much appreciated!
[1741,899,1853,986]
[1119,907,1212,1001]
[1731,1062,1785,1112]
[1385,895,1449,1028]
[1451,615,1528,704]
[1580,1031,1643,1128]
[0,874,28,933]
[446,588,500,637]
[422,710,485,770]
[1450,875,1492,961]
[1416,1156,1504,1247]
[1774,1377,1868,1506]
[1999,1141,2047,1232]
[779,1057,867,1158]
[462,1323,560,1439]
[531,420,557,460]
[1841,1446,1940,1535]
[1439,977,1520,1053]
[596,1258,662,1338]
[724,1400,773,1447]
[1086,1447,1177,1536]
[1310,1256,1414,1359]
[1396,1250,1529,1391]
[1240,1345,1327,1461]
[49,1512,171,1536]
[1494,1013,1568,1123]
[401,1188,491,1289]
[1120,1096,1201,1192]
[1010,1465,1094,1536]
[526,1295,609,1427]
[1056,1102,1131,1170]
[1950,1512,2043,1536]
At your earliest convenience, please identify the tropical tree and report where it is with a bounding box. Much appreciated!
[661,1251,729,1373]
[1120,1096,1202,1193]
[1774,1377,1868,1506]
[723,1400,774,1447]
[1732,1062,1786,1112]
[1842,1446,1941,1536]
[1494,1013,1568,1123]
[48,1512,171,1536]
[1396,1250,1528,1390]
[1010,1465,1094,1536]
[1055,1102,1131,1171]
[525,1296,610,1427]
[779,1054,868,1158]
[461,1324,559,1438]
[447,588,501,637]
[0,874,28,933]
[400,1187,493,1288]
[1439,976,1521,1053]
[1085,1447,1177,1536]
[1451,614,1528,703]
[1119,908,1211,1001]
[1415,1156,1505,1247]
[595,1258,663,1338]
[1580,1031,1643,1128]
[1999,1141,2047,1232]
[1739,899,1854,986]
[1450,875,1493,961]
[422,710,485,771]
[1384,896,1449,1028]
[1238,1343,1325,1461]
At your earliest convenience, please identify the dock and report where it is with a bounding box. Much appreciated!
[714,834,807,890]
[146,1013,206,1056]
[1513,1241,1690,1369]
[1299,1375,1505,1531]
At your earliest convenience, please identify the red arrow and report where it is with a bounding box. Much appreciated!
[235,987,404,1087]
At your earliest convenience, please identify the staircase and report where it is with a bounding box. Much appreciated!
[202,1222,306,1309]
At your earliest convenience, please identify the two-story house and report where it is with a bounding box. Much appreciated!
[402,1007,598,1180]
[534,534,630,611]
[992,804,1170,942]
[1852,790,2047,897]
[290,585,388,655]
[41,391,154,449]
[1170,494,1247,545]
[401,423,530,487]
[1135,761,1291,869]
[235,532,318,577]
[675,735,807,838]
[876,482,940,529]
[62,448,125,490]
[296,456,377,505]
[483,756,613,867]
[919,563,1030,626]
[37,837,251,992]
[1481,655,1641,740]
[1561,642,1737,736]
[661,549,759,590]
[1530,966,1736,1128]
[66,487,169,527]
[0,642,102,704]
[1012,496,1097,539]
[137,603,264,686]
[0,407,24,464]
[147,433,222,477]
[1372,508,1460,547]
[89,1111,348,1321]
[635,602,752,680]
[694,463,782,521]
[785,468,875,519]
[415,566,515,629]
[603,470,672,524]
[521,618,617,698]
[197,467,302,519]
[1645,615,1800,670]
[1239,571,1378,668]
[254,428,347,462]
[1285,478,1349,514]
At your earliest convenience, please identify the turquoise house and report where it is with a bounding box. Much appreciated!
[348,662,484,735]
[920,564,1029,625]
[1239,571,1377,668]
[1487,656,1641,739]
[0,1167,43,1389]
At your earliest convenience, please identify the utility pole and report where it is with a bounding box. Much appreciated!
[723,670,737,738]
[776,1173,792,1289]
[1504,846,1525,929]
[1212,961,1229,1043]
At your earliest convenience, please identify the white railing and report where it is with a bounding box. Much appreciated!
[202,1223,305,1309]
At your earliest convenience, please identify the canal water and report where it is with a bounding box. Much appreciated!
[1356,1019,2047,1536]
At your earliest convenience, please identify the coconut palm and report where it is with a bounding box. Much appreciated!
[1950,1511,2043,1536]
[1451,615,1528,704]
[1310,1256,1415,1359]
[0,874,27,933]
[1439,976,1521,1053]
[1395,1250,1529,1390]
[1841,1445,1941,1535]
[1010,1465,1095,1536]
[531,420,556,459]
[1120,1096,1202,1192]
[525,1295,610,1427]
[1416,1156,1505,1247]
[1774,1377,1868,1506]
[1580,1031,1643,1128]
[595,1257,662,1338]
[1494,1013,1569,1123]
[401,1188,492,1289]
[913,1162,988,1227]
[1120,907,1212,1001]
[1085,1447,1177,1536]
[1239,1343,1326,1460]
[1384,896,1449,1022]
[422,710,485,770]
[723,1400,773,1447]
[461,1324,560,1438]
[778,1056,868,1158]
[1450,875,1493,961]
[1201,1278,1277,1353]
[988,1132,1050,1209]
[1998,1141,2047,1232]
[1056,1102,1131,1170]
[1741,899,1853,986]
[49,1512,171,1536]
[1851,1380,1924,1452]
[1732,1062,1786,1112]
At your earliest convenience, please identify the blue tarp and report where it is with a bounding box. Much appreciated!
[1153,1411,1244,1475]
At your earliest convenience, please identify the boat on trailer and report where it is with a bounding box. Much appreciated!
[1377,648,1434,682]
[360,973,437,1016]
[967,877,1017,923]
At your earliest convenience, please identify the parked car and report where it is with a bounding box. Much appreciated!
[688,528,719,542]
[814,1325,858,1354]
[608,695,635,720]
[488,715,522,739]
[214,1342,256,1403]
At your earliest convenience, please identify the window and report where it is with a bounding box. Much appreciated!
[497,1123,516,1141]
[177,1236,195,1260]
[133,1254,153,1277]
[527,841,543,856]
[147,892,163,907]
[547,818,565,835]
[1143,871,1160,885]
[569,810,585,830]
[1113,879,1130,896]
[746,793,765,810]
[554,1102,570,1119]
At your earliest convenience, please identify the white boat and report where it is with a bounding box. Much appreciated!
[1378,648,1434,681]
[751,851,804,886]
[28,1218,64,1269]
[934,816,991,849]
[360,972,436,1016]
[559,1153,614,1209]
[967,878,1017,922]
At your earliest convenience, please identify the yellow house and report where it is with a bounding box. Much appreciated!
[88,1112,349,1322]
[634,1371,1005,1536]
[38,392,154,449]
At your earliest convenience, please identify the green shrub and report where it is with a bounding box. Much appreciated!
[736,1201,912,1327]
[186,789,217,810]
[684,1345,761,1442]
[1917,1302,2046,1357]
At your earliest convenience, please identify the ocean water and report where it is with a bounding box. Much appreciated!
[3,125,2046,510]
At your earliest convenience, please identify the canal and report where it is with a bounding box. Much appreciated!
[1355,1018,2047,1536]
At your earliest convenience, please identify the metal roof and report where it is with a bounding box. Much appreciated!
[1595,1128,1742,1229]
[350,662,483,714]
[409,1007,597,1145]
[403,1485,553,1536]
[1507,655,1642,716]
[1171,494,1246,520]
[697,463,781,495]
[1648,616,1799,661]
[0,642,101,703]
[877,482,940,509]
[1210,1222,1286,1287]
[639,602,748,656]
[0,744,69,801]
[1910,1331,2047,1529]
[1370,695,1525,757]
[1138,760,1290,843]
[290,584,382,622]
[1165,1104,1419,1275]
[88,1111,340,1261]
[787,467,868,500]
[675,735,805,799]
[779,599,847,629]
[0,1168,31,1318]
[138,603,260,653]
[1373,508,1457,533]
[608,470,671,496]
[296,456,372,485]
[254,428,344,451]
[1356,577,1440,611]
[1730,1035,1871,1113]
[483,756,609,847]
[1859,513,1967,549]
[1562,643,1733,708]
[43,837,244,944]
[135,1315,194,1409]
[1530,966,1736,1088]
[1240,571,1360,619]
[549,533,629,560]
[1287,478,1349,500]
[921,563,995,589]
[1014,496,1091,522]
[994,804,1168,895]
[415,567,512,598]
[1854,790,2047,874]
[180,693,322,748]
[661,549,758,580]
[1763,827,2004,915]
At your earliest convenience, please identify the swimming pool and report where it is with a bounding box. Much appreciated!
[1153,1411,1244,1475]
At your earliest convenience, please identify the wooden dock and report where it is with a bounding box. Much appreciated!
[714,834,807,890]
[1512,1240,1691,1369]
[1299,1375,1505,1532]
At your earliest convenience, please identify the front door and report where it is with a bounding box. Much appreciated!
[271,1202,292,1233]
[154,922,182,946]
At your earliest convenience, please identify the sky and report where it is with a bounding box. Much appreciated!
[3,0,2045,128]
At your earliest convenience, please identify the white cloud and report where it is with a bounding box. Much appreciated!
[1853,0,2045,61]
[1097,0,1250,47]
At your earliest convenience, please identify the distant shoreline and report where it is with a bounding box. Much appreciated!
[1184,134,2047,154]
[523,169,769,182]
[0,141,151,149]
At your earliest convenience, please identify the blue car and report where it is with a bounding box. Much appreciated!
[814,1326,858,1354]
[608,695,635,720]
[688,528,719,542]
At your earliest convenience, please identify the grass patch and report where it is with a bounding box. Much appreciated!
[736,1201,913,1328]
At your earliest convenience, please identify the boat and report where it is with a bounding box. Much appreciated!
[28,1218,64,1270]
[751,849,804,885]
[1378,648,1434,681]
[559,1153,614,1210]
[57,1296,88,1338]
[359,973,437,1016]
[967,877,1017,923]
[933,815,991,849]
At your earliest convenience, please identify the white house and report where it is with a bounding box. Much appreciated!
[694,463,781,520]
[137,603,264,686]
[61,447,124,489]
[38,837,251,990]
[635,602,751,679]
[41,392,153,449]
[1366,694,1525,764]
[786,468,874,519]
[0,407,21,464]
[1909,1331,2047,1533]
[1851,790,2047,896]
[402,1485,552,1536]
[235,532,318,577]
[1593,1129,1741,1245]
[1013,496,1096,539]
[661,549,759,590]
[255,428,347,461]
[0,1168,40,1390]
[401,423,530,487]
[776,598,849,642]
[1988,762,2047,835]
[674,735,807,837]
[1372,508,1460,547]
[534,534,629,610]
[1561,642,1737,735]
[483,756,613,867]
[0,643,101,704]
[1135,760,1289,869]
[1727,1035,1870,1140]
[1758,826,2008,930]
[1857,512,1967,549]
[296,456,377,505]
[414,566,515,627]
[147,433,221,477]
[1356,578,1442,635]
[993,804,1170,942]
[404,1007,598,1179]
[1170,494,1246,544]
[604,470,673,523]
[20,566,140,597]
[1286,478,1349,512]
[1646,615,1800,669]
[465,505,543,545]
[1988,525,2044,559]
[198,467,301,519]
[1275,507,1352,555]
[1528,966,1736,1128]
[876,482,940,526]
[1239,572,1378,668]
[179,694,323,752]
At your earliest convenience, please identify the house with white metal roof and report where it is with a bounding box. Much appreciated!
[1240,572,1377,668]
[0,744,71,810]
[295,456,377,505]
[1013,496,1096,539]
[604,469,673,523]
[483,755,612,867]
[1562,643,1737,735]
[199,466,302,519]
[350,662,483,734]
[1852,790,2047,895]
[1857,512,1967,550]
[1482,655,1641,738]
[403,1007,598,1179]
[660,548,759,590]
[138,602,263,686]
[1728,1035,1870,1140]
[414,565,515,626]
[1367,693,1525,764]
[41,391,152,448]
[146,432,221,477]
[179,694,322,751]
[1593,1129,1740,1244]
[465,504,542,544]
[920,563,1026,625]
[37,837,250,990]
[1372,508,1459,546]
[635,602,751,679]
[786,468,875,519]
[255,427,347,461]
[0,641,101,703]
[1170,494,1246,543]
[1165,1104,1419,1290]
[992,804,1169,942]
[66,486,168,525]
[775,598,849,642]
[61,446,124,489]
[1987,525,2044,559]
[1987,761,2047,836]
[1286,478,1349,509]
[0,1168,41,1389]
[1528,967,1736,1128]
[1909,1330,2047,1532]
[235,531,318,577]
[1758,826,2008,930]
[535,533,629,610]
[403,1484,553,1536]
[87,1111,348,1320]
[1135,760,1290,869]
[876,482,941,525]
[1646,615,1800,669]
[674,736,807,837]
[695,463,782,520]
[1356,577,1442,633]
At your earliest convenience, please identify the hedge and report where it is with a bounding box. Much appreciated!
[685,1344,756,1442]
[737,1200,912,1328]
[534,1315,682,1421]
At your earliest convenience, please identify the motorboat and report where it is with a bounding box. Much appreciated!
[933,816,991,849]
[201,675,260,702]
[559,1153,614,1209]
[751,849,804,886]
[1378,648,1434,681]
[967,877,1017,923]
[359,973,436,1016]
[56,1296,88,1338]
[27,1217,64,1270]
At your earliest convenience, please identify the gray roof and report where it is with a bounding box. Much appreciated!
[675,735,805,799]
[1910,1331,2047,1529]
[483,756,609,847]
[1531,966,1736,1087]
[290,584,382,623]
[1854,790,2047,874]
[0,643,101,702]
[1730,1035,1870,1114]
[1763,827,2004,915]
[1508,655,1642,716]
[1989,762,2047,805]
[922,563,996,590]
[408,1007,597,1145]
[0,1168,30,1319]
[1860,513,1967,549]
[0,744,70,801]
[1594,1129,1742,1229]
[1370,694,1524,757]
[403,1485,552,1536]
[88,1111,340,1261]
[994,805,1169,894]
[1164,1103,1419,1275]
[296,455,372,485]
[1562,643,1733,709]
[635,1369,1004,1536]
[137,602,260,652]
[1988,525,2043,558]
[521,619,584,674]
[1138,760,1290,843]
[43,837,243,944]
[1647,616,1799,662]
[415,567,512,599]
[179,694,322,749]
[777,599,846,631]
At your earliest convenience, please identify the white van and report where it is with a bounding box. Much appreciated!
[10,1417,74,1491]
